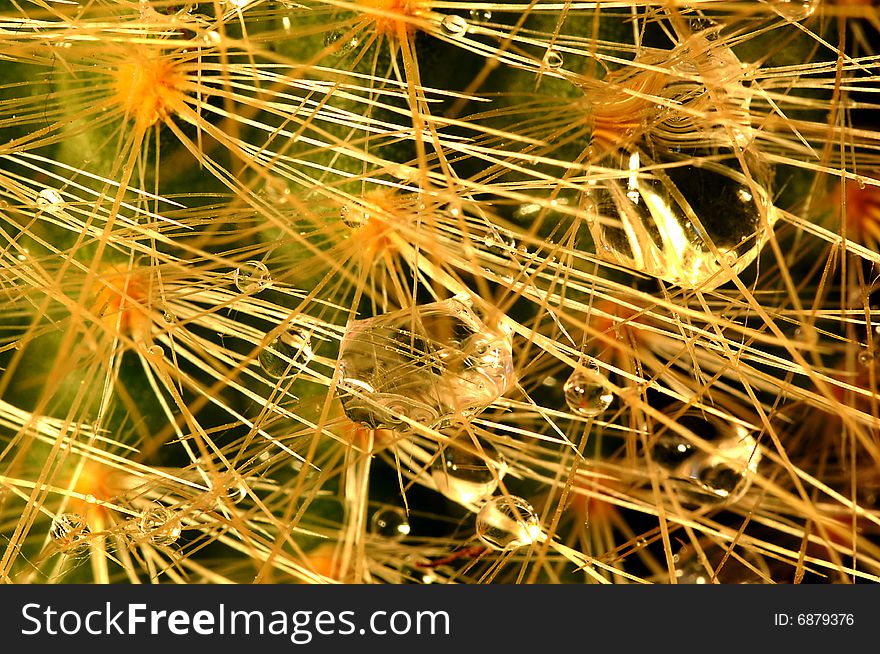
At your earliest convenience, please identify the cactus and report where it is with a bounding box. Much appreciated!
[0,0,879,585]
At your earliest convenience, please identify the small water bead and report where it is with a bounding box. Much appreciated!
[37,188,64,212]
[147,344,164,359]
[233,260,271,294]
[50,513,90,555]
[440,14,468,36]
[648,410,761,505]
[431,433,506,504]
[323,29,359,56]
[336,298,515,431]
[475,496,542,551]
[774,0,819,21]
[468,8,491,21]
[543,49,564,69]
[259,326,313,378]
[564,362,613,417]
[370,506,410,540]
[138,505,182,546]
[858,350,874,367]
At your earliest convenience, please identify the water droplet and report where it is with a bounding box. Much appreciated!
[648,409,761,505]
[50,513,90,555]
[336,299,515,431]
[543,49,564,69]
[440,14,468,36]
[370,506,410,539]
[672,542,767,584]
[856,176,867,190]
[476,496,542,551]
[324,29,359,55]
[564,361,613,416]
[468,8,491,21]
[431,430,506,504]
[582,42,777,290]
[233,260,271,294]
[259,326,313,378]
[340,205,361,228]
[774,0,818,21]
[858,350,874,367]
[37,188,63,212]
[147,344,164,359]
[138,505,182,546]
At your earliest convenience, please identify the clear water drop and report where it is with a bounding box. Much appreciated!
[370,506,410,539]
[475,496,542,551]
[858,350,874,367]
[147,344,164,359]
[564,361,613,416]
[138,505,181,546]
[50,513,90,555]
[543,49,564,69]
[37,188,63,212]
[431,430,506,504]
[468,8,491,21]
[324,29,359,55]
[162,309,174,324]
[259,326,313,378]
[774,0,818,21]
[648,409,761,505]
[440,14,468,36]
[581,40,777,290]
[336,298,515,430]
[233,260,271,294]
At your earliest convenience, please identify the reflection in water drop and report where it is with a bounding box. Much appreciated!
[647,409,761,505]
[336,299,514,430]
[234,261,271,294]
[370,506,410,540]
[476,496,542,551]
[440,14,468,35]
[259,326,313,378]
[581,38,777,290]
[543,49,564,69]
[774,0,818,21]
[139,505,182,546]
[431,428,506,504]
[564,360,613,416]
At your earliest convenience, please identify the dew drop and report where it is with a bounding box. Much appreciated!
[370,506,410,539]
[582,41,778,290]
[233,260,271,294]
[431,430,506,504]
[336,299,514,430]
[147,344,164,359]
[475,496,542,551]
[648,409,761,506]
[543,49,564,69]
[50,513,90,555]
[162,309,174,324]
[858,350,874,367]
[324,29,359,55]
[138,505,181,546]
[468,8,491,21]
[259,326,314,378]
[564,361,613,416]
[774,0,818,21]
[440,14,468,36]
[37,188,64,212]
